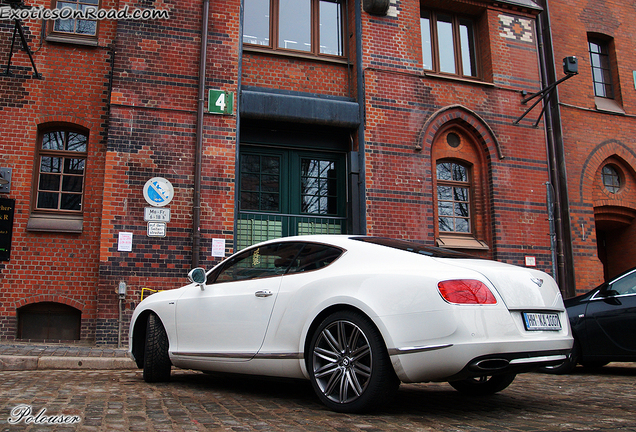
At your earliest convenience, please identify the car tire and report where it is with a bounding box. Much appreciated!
[308,310,399,413]
[448,373,516,396]
[539,340,580,375]
[143,313,171,383]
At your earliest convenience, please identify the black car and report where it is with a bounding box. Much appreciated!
[544,267,636,374]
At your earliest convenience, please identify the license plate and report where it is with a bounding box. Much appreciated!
[523,312,562,331]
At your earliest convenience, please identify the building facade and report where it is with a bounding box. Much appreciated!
[546,0,636,293]
[1,0,587,345]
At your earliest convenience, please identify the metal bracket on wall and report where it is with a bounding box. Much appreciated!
[513,57,578,127]
[2,1,42,79]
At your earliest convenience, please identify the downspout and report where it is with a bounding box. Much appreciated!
[193,0,210,268]
[536,1,575,297]
[234,0,245,252]
[355,0,366,234]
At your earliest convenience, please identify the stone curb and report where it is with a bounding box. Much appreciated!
[0,355,137,371]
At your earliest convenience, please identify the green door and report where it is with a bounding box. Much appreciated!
[237,147,347,250]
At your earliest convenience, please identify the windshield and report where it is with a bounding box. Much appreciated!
[350,236,477,259]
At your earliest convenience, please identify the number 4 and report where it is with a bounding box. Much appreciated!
[215,93,226,112]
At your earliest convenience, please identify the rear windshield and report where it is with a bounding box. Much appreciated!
[350,236,476,259]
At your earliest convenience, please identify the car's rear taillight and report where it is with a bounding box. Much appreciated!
[437,279,497,304]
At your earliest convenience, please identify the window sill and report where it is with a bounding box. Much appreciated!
[594,97,625,115]
[436,236,489,250]
[27,214,83,234]
[422,72,494,88]
[243,46,349,65]
[46,34,99,47]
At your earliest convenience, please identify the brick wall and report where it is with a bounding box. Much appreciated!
[361,1,554,272]
[98,0,239,344]
[0,0,115,341]
[549,0,636,293]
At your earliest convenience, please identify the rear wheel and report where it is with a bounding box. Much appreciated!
[143,313,171,383]
[449,373,516,396]
[308,310,399,413]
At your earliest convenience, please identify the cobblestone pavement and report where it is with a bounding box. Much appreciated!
[1,363,635,431]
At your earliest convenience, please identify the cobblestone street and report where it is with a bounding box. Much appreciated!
[1,363,635,431]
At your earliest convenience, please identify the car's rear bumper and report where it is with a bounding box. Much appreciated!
[390,338,573,383]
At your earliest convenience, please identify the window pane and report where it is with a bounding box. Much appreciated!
[261,193,279,211]
[41,157,62,173]
[438,185,452,200]
[244,0,270,46]
[452,164,468,182]
[279,0,311,52]
[439,216,453,232]
[39,174,60,191]
[37,192,59,209]
[459,19,477,77]
[62,176,83,192]
[437,162,452,180]
[320,0,343,55]
[64,158,85,175]
[437,15,455,74]
[455,218,469,233]
[421,14,432,70]
[67,132,87,152]
[241,192,259,210]
[241,154,261,173]
[61,193,82,211]
[42,132,65,151]
[301,159,336,215]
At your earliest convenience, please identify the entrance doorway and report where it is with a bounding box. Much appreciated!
[237,146,347,250]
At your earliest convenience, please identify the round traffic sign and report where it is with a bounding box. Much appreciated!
[143,177,174,207]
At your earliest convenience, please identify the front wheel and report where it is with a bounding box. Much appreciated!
[308,310,399,413]
[143,313,172,383]
[449,373,516,396]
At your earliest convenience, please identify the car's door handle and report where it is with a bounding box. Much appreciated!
[255,290,273,298]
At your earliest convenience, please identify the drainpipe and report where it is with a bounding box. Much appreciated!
[535,1,576,297]
[193,0,210,268]
[355,0,366,234]
[234,0,244,252]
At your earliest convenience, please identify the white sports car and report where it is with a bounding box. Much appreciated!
[129,235,573,412]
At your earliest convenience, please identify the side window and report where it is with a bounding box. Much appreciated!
[34,129,87,213]
[47,0,100,46]
[287,243,343,273]
[609,271,636,296]
[243,0,345,58]
[420,10,479,78]
[27,125,88,233]
[211,242,304,283]
[436,160,471,234]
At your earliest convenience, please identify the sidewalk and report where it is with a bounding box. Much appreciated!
[0,342,137,371]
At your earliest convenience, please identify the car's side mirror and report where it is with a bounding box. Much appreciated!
[188,267,207,289]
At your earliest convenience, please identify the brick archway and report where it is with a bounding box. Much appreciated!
[579,140,636,279]
[418,105,504,160]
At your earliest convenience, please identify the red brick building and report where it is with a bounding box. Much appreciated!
[1,0,597,345]
[546,0,636,293]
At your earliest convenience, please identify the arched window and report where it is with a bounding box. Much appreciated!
[437,160,471,233]
[431,126,489,251]
[601,164,621,194]
[27,124,88,233]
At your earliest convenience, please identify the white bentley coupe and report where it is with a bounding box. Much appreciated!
[129,236,573,412]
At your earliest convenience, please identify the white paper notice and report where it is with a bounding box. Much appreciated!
[118,232,133,252]
[212,238,225,257]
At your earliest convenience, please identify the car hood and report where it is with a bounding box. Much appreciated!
[434,258,564,309]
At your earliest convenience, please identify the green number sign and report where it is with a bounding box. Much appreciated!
[208,90,234,115]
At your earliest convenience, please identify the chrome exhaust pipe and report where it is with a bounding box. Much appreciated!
[470,358,510,371]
